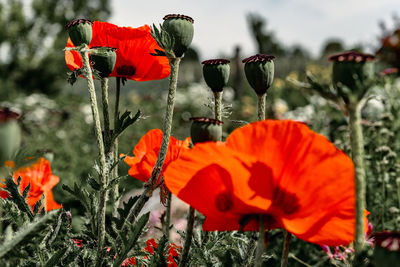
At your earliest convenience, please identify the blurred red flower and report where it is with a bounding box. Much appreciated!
[123,129,190,183]
[65,21,170,81]
[0,158,61,211]
[164,120,357,246]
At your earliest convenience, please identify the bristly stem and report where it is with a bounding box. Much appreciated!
[257,93,266,121]
[255,215,265,267]
[213,91,222,121]
[112,77,121,217]
[80,47,107,266]
[101,77,111,152]
[163,191,172,241]
[123,57,181,229]
[280,230,291,267]
[179,206,195,267]
[348,100,366,254]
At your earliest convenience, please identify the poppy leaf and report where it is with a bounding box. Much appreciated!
[88,176,101,191]
[4,177,34,219]
[113,212,150,267]
[22,183,30,199]
[33,195,44,215]
[44,247,68,267]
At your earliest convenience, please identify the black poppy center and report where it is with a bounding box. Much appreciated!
[116,65,136,77]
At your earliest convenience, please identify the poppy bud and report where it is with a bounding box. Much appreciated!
[0,108,21,166]
[242,54,275,95]
[329,51,375,103]
[190,117,223,144]
[90,47,117,78]
[66,19,93,46]
[162,14,194,57]
[201,59,230,92]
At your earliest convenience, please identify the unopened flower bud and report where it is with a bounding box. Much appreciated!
[162,14,194,57]
[202,59,230,92]
[0,108,21,166]
[329,51,375,102]
[66,19,93,46]
[242,54,275,95]
[190,117,223,144]
[90,47,117,78]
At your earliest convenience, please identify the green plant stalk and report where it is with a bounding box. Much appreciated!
[348,101,366,254]
[179,206,195,267]
[280,231,291,267]
[163,191,172,241]
[255,215,265,267]
[80,48,107,266]
[257,93,266,121]
[101,77,111,153]
[123,57,181,229]
[214,91,222,121]
[112,77,121,217]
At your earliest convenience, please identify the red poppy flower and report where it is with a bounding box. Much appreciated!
[0,158,61,211]
[65,21,170,81]
[123,129,190,183]
[164,120,357,246]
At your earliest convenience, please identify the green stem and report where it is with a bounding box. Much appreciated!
[101,77,111,152]
[163,192,172,241]
[257,93,266,121]
[112,77,121,217]
[123,57,181,229]
[255,215,265,267]
[348,101,366,254]
[213,91,222,121]
[80,48,107,266]
[280,231,291,267]
[179,206,195,267]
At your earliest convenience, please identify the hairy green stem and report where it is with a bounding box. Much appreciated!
[123,57,181,229]
[255,215,265,267]
[280,231,291,267]
[348,101,366,254]
[257,93,266,121]
[80,48,107,266]
[101,78,111,152]
[163,192,172,241]
[179,206,195,267]
[213,91,222,121]
[112,77,121,217]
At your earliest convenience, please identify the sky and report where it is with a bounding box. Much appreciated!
[110,0,400,60]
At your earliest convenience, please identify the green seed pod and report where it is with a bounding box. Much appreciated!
[0,108,21,166]
[242,54,275,95]
[90,47,117,78]
[190,117,223,144]
[66,19,93,46]
[162,14,194,57]
[202,59,230,92]
[329,51,375,103]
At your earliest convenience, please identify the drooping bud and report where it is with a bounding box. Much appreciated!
[90,47,117,78]
[242,54,275,95]
[66,19,93,46]
[162,14,194,57]
[190,117,223,144]
[329,51,375,102]
[201,59,230,92]
[0,108,21,166]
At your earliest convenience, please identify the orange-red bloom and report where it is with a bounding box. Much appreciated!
[165,120,357,246]
[0,158,61,211]
[65,21,170,81]
[124,129,190,183]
